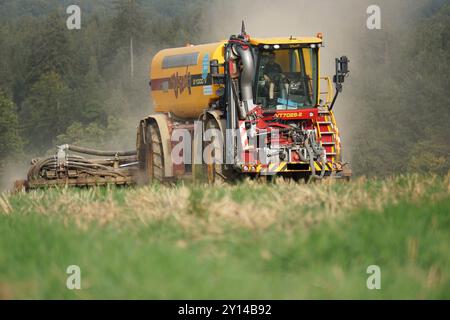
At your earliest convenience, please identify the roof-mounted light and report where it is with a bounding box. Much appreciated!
[316,32,323,39]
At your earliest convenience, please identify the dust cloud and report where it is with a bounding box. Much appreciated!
[0,160,29,192]
[202,0,432,163]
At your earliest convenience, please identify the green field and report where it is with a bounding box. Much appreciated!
[0,174,449,299]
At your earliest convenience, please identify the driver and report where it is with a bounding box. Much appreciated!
[262,52,289,103]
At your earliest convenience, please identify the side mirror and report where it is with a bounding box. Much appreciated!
[333,56,350,92]
[329,56,350,110]
[210,59,219,75]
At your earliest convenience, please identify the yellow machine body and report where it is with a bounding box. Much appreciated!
[150,41,226,119]
[150,37,323,119]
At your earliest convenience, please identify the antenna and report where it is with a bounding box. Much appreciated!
[241,20,246,35]
[239,20,250,41]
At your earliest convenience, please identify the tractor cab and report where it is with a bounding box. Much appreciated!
[250,38,321,110]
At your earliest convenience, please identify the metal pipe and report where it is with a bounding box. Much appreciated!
[235,45,255,117]
[225,46,238,164]
[67,145,136,157]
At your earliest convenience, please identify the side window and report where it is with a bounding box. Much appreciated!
[275,50,289,72]
[289,50,301,72]
[299,47,318,105]
[301,48,312,77]
[162,52,199,69]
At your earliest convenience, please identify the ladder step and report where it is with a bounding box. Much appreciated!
[321,141,336,145]
[320,131,334,135]
[318,121,332,125]
[318,107,329,112]
[326,152,337,156]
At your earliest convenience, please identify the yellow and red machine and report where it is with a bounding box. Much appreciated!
[137,24,351,183]
[22,24,351,189]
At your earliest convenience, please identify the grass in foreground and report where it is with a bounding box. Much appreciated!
[0,174,449,299]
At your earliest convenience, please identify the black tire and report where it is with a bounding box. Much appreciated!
[141,122,164,184]
[202,117,225,184]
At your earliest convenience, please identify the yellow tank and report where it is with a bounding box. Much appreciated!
[150,41,226,119]
[150,37,323,119]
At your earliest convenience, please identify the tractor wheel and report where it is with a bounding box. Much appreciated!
[202,117,226,184]
[142,122,164,183]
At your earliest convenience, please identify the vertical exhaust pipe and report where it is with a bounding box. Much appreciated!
[234,45,255,118]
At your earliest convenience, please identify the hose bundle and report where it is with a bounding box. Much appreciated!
[27,145,138,183]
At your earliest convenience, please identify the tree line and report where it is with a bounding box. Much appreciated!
[0,0,207,175]
[0,0,449,179]
[349,1,450,176]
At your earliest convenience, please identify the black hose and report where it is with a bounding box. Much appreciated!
[307,147,316,178]
[28,157,55,179]
[65,164,126,177]
[67,161,114,171]
[306,145,325,181]
[67,145,136,157]
[329,90,339,111]
[319,156,326,179]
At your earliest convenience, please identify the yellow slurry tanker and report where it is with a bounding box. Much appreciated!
[21,24,351,189]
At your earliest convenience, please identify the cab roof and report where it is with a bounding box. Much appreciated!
[249,37,322,45]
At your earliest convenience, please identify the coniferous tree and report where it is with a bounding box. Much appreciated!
[0,91,24,168]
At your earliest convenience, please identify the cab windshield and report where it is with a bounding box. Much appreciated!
[254,46,319,109]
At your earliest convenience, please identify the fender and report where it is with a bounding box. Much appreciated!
[192,110,225,176]
[204,109,225,134]
[139,113,173,178]
[203,109,226,164]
